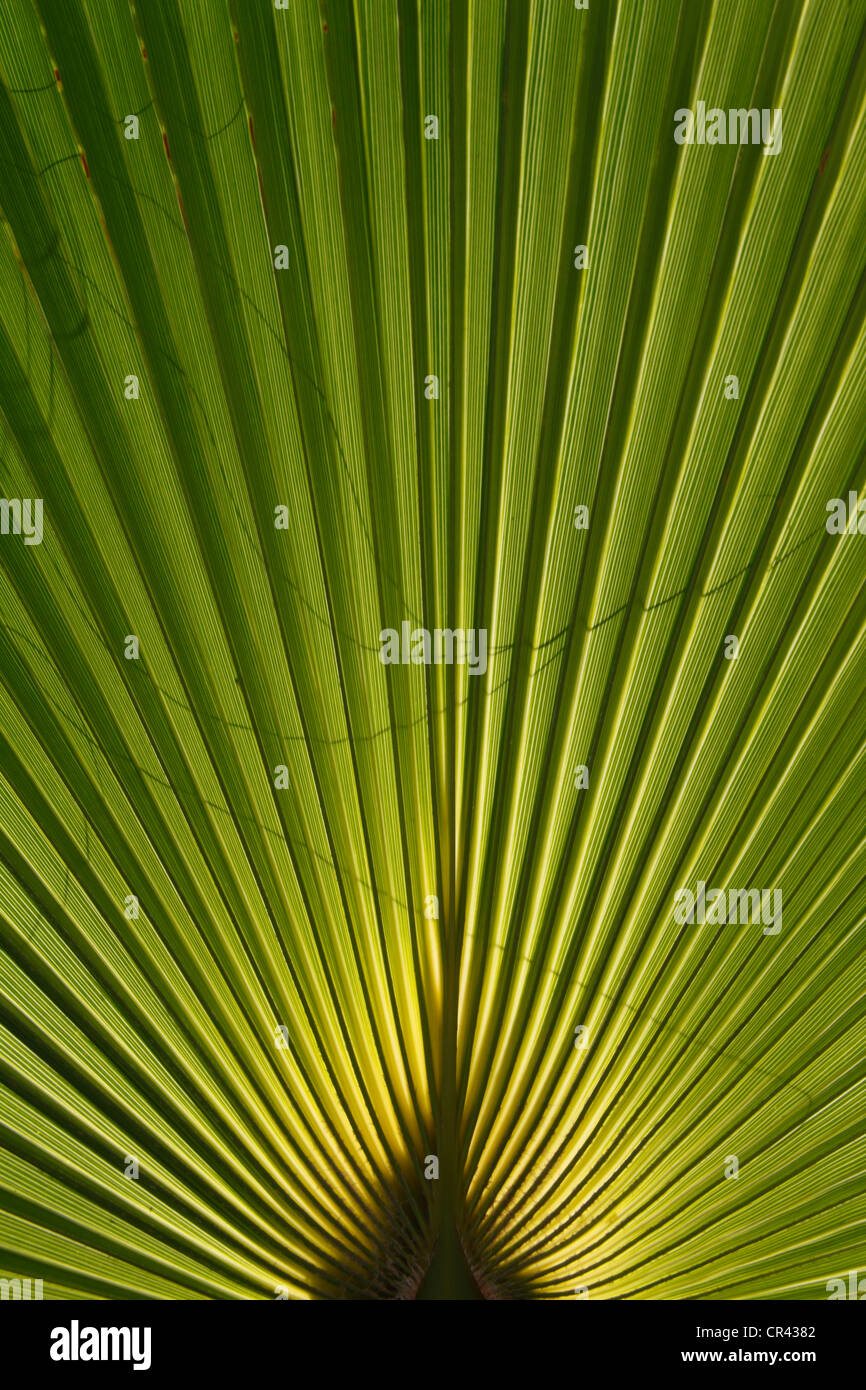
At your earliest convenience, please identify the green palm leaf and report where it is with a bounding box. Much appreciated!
[0,0,864,1300]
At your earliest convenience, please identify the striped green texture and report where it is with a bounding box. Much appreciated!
[0,0,864,1299]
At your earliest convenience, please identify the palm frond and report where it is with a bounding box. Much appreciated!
[0,0,864,1300]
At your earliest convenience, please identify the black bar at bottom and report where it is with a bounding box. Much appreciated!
[1,1297,861,1378]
